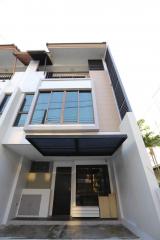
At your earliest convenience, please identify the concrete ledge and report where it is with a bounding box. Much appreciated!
[9,219,121,226]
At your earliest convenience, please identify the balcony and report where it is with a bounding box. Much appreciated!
[45,72,90,79]
[0,73,13,81]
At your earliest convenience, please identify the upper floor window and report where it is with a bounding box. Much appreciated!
[88,60,104,70]
[46,72,89,79]
[0,94,11,116]
[14,94,34,126]
[31,90,94,124]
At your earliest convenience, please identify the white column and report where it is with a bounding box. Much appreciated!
[25,60,39,73]
[48,163,56,216]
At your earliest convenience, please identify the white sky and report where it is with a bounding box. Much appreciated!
[0,0,160,123]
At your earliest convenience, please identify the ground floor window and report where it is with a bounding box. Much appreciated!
[76,165,111,206]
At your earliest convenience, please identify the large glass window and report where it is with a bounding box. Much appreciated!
[0,94,11,116]
[31,92,50,124]
[31,90,94,124]
[14,94,34,126]
[79,91,94,123]
[76,165,111,206]
[64,91,78,123]
[47,91,64,123]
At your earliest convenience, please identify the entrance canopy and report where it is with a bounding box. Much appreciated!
[26,134,127,156]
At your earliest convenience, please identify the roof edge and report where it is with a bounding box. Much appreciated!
[47,42,107,49]
[0,44,20,52]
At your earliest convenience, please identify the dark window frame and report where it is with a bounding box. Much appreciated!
[30,161,51,173]
[14,93,34,126]
[76,165,111,206]
[0,94,11,116]
[88,59,104,71]
[30,90,94,125]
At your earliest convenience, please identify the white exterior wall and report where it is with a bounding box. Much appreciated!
[6,157,31,222]
[0,145,20,224]
[113,112,160,240]
[0,61,43,224]
[0,88,23,224]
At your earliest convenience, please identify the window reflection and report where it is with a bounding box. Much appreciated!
[31,90,94,124]
[64,91,78,123]
[76,165,111,206]
[0,94,11,116]
[14,94,34,126]
[31,92,50,124]
[47,92,64,123]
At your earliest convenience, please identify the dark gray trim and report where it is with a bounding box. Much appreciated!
[88,60,104,71]
[27,51,52,66]
[26,134,127,156]
[105,48,132,119]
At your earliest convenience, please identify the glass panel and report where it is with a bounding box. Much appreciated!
[76,165,110,206]
[14,94,34,126]
[31,92,50,124]
[47,91,64,123]
[64,91,78,123]
[0,95,11,114]
[14,113,27,126]
[79,91,94,123]
[20,95,34,112]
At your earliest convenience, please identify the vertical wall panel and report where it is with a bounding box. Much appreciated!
[105,49,132,119]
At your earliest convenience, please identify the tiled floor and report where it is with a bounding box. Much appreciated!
[0,224,139,239]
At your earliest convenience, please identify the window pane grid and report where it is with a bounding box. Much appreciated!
[0,94,11,115]
[14,94,34,126]
[31,92,50,124]
[63,91,78,123]
[47,91,64,124]
[31,90,94,124]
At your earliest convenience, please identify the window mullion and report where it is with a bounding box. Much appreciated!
[61,91,66,124]
[44,91,52,124]
[78,90,80,123]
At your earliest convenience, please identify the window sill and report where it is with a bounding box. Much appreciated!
[24,124,99,133]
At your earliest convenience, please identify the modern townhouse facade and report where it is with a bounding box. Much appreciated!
[0,42,160,240]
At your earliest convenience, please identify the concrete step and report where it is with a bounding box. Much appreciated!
[9,219,121,226]
[0,238,140,240]
[0,224,140,239]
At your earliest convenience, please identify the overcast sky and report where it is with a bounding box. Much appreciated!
[0,0,160,123]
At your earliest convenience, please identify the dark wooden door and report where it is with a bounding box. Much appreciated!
[52,167,71,216]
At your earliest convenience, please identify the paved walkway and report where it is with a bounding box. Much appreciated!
[0,224,139,239]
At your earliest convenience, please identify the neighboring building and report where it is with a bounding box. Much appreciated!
[153,165,160,186]
[145,87,160,134]
[0,43,160,240]
[144,88,160,168]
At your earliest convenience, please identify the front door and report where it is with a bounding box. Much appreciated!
[52,167,71,216]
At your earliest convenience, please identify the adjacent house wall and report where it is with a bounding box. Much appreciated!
[0,88,23,224]
[113,112,160,240]
[0,145,20,224]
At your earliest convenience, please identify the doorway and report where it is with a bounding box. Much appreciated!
[52,167,71,217]
[76,165,111,206]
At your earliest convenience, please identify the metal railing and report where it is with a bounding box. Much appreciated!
[0,73,13,80]
[45,72,89,79]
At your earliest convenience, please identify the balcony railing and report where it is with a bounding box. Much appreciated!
[0,73,13,80]
[46,72,89,79]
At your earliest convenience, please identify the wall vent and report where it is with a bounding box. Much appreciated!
[17,194,41,216]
